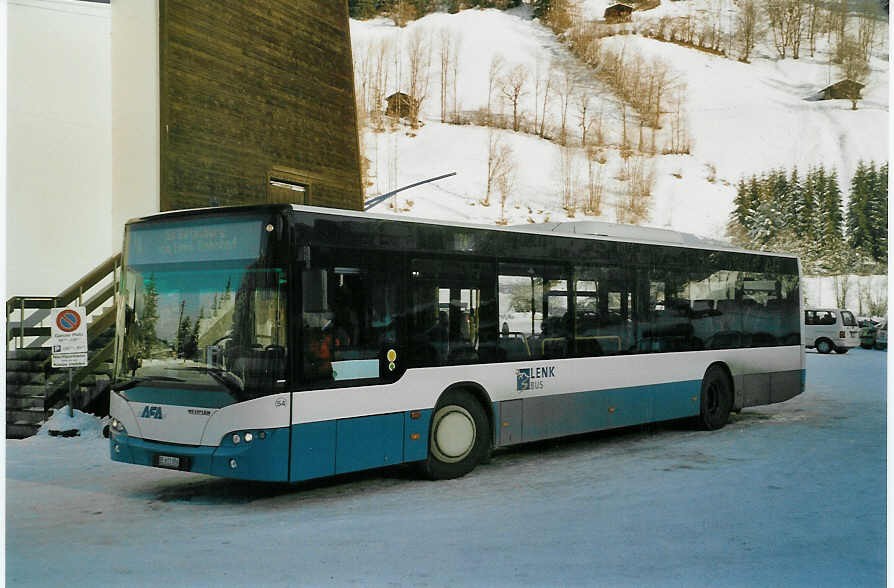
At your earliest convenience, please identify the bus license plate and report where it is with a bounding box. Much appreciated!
[156,455,182,469]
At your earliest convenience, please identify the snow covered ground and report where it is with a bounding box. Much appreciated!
[6,349,886,586]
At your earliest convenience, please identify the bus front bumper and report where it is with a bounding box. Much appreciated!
[109,428,290,482]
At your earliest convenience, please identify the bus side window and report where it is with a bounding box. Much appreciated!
[498,263,571,361]
[301,250,400,385]
[408,258,496,367]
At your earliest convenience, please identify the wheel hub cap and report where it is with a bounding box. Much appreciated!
[433,407,475,462]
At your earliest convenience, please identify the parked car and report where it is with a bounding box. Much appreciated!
[875,321,887,350]
[804,308,860,354]
[860,319,881,349]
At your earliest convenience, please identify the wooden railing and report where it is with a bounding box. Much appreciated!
[6,253,122,414]
[6,253,121,349]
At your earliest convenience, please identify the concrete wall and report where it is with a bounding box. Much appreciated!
[7,0,113,296]
[111,0,160,249]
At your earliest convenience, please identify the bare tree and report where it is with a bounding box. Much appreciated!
[485,131,512,206]
[783,0,805,59]
[487,54,506,125]
[585,146,605,216]
[618,156,654,224]
[766,0,788,57]
[804,0,823,57]
[857,7,878,62]
[576,91,591,147]
[555,67,576,145]
[645,60,671,129]
[591,105,605,147]
[736,0,760,62]
[496,150,515,225]
[833,274,851,308]
[370,37,394,131]
[665,85,691,154]
[842,37,870,79]
[829,0,848,63]
[839,35,871,108]
[451,33,462,122]
[559,146,580,214]
[620,102,631,158]
[500,64,529,133]
[406,29,432,128]
[533,60,553,138]
[438,28,453,123]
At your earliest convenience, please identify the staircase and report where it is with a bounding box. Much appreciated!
[6,254,120,438]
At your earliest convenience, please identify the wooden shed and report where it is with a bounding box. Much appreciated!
[819,79,865,101]
[385,92,418,119]
[604,3,634,23]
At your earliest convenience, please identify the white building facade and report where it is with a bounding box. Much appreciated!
[7,0,158,297]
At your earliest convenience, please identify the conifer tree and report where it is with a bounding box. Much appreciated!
[820,168,844,245]
[847,161,873,258]
[870,162,888,262]
[797,166,819,241]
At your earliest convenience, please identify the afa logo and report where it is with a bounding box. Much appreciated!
[516,366,557,392]
[140,405,164,419]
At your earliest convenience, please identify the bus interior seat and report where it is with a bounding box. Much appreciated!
[498,332,531,361]
[542,337,568,358]
[447,344,478,364]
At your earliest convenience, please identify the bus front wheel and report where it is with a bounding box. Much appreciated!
[815,339,834,354]
[697,365,732,431]
[424,390,490,480]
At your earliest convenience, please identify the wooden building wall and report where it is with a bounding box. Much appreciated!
[159,1,363,211]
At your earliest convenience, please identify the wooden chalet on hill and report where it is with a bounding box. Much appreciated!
[819,79,865,101]
[604,3,634,23]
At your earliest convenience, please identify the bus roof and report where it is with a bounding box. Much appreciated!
[290,204,798,259]
[125,203,797,259]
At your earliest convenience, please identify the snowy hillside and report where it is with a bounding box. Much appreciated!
[349,3,888,241]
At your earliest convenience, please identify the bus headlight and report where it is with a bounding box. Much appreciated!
[227,431,263,446]
[110,418,126,434]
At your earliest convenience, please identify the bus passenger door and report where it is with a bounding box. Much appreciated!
[290,248,405,480]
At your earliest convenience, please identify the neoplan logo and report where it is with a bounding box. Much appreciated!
[516,366,557,391]
[140,405,164,419]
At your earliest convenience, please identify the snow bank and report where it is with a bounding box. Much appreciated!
[36,406,106,439]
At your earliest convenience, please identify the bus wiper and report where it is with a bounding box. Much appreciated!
[207,368,245,399]
[111,376,186,391]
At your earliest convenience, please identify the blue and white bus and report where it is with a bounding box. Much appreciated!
[109,204,804,482]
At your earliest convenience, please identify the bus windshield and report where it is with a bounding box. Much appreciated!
[114,217,287,399]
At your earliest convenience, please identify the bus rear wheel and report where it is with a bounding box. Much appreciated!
[697,365,733,431]
[424,390,490,480]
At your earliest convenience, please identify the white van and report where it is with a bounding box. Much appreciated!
[804,308,860,354]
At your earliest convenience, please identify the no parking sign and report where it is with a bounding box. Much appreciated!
[50,306,88,368]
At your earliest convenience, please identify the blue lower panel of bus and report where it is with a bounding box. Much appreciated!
[499,380,701,445]
[289,409,432,482]
[110,427,291,482]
